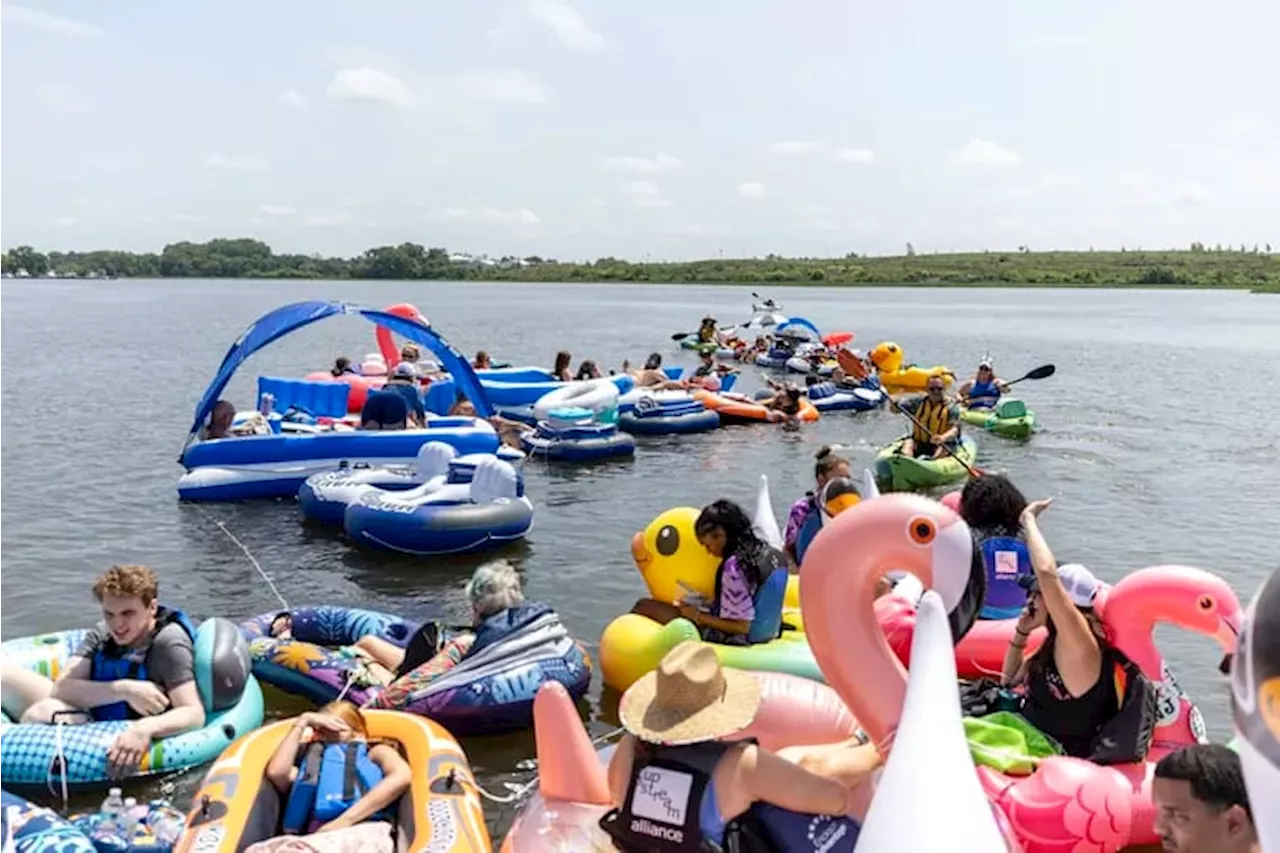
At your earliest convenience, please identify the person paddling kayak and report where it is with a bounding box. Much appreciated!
[889,375,962,459]
[957,360,1011,410]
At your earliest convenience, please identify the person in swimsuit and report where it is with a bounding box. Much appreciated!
[956,360,1010,410]
[602,642,879,853]
[552,350,573,382]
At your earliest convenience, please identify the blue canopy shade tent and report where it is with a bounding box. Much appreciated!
[183,300,494,449]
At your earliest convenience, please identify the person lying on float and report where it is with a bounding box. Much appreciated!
[267,700,411,837]
[0,564,205,776]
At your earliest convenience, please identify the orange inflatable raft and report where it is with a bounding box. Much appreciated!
[304,303,430,413]
[692,389,819,424]
[174,711,489,853]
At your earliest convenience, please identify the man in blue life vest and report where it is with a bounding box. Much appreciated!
[0,564,205,776]
[957,360,1010,410]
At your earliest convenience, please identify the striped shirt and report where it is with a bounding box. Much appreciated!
[713,555,756,623]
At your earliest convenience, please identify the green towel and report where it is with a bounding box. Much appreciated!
[963,711,1063,775]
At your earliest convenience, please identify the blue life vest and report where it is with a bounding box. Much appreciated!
[467,602,553,658]
[793,498,822,566]
[977,534,1032,619]
[712,548,787,644]
[88,606,197,722]
[967,379,1001,409]
[282,742,392,834]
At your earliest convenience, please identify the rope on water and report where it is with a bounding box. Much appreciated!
[191,505,290,611]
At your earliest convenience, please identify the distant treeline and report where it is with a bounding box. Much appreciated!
[3,238,1278,291]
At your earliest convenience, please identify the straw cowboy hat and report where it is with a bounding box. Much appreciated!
[619,641,762,746]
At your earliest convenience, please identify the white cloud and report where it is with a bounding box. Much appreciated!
[804,219,842,232]
[205,154,269,171]
[53,215,77,227]
[278,89,307,108]
[737,182,768,199]
[425,70,549,105]
[948,138,1023,166]
[171,213,205,223]
[441,207,542,225]
[618,181,660,196]
[327,68,413,107]
[768,141,826,156]
[527,0,606,52]
[604,152,683,173]
[1175,182,1211,206]
[1011,33,1089,49]
[832,147,875,163]
[259,204,297,216]
[632,197,674,208]
[1118,171,1148,188]
[2,5,104,38]
[306,213,354,227]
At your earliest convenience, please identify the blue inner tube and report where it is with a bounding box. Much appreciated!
[0,622,264,787]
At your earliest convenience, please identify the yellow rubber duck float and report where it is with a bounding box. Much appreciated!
[869,341,956,392]
[599,507,812,693]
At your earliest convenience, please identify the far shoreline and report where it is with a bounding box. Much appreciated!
[4,239,1277,294]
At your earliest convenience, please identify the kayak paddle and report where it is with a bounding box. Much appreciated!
[959,363,1055,404]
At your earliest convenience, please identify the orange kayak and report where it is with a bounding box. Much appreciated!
[693,390,819,424]
[175,711,490,853]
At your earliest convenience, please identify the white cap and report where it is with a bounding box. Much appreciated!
[1020,562,1102,608]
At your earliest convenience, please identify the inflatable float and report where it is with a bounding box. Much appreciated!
[173,711,490,853]
[296,442,519,526]
[302,302,427,413]
[531,378,620,424]
[1231,567,1280,852]
[241,604,591,735]
[960,398,1037,440]
[806,379,884,413]
[693,388,819,425]
[617,391,721,435]
[1,790,97,853]
[0,618,264,787]
[179,301,498,502]
[869,341,956,392]
[803,494,1242,852]
[343,455,533,555]
[875,435,978,491]
[520,407,637,462]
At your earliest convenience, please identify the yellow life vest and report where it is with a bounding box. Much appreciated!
[911,397,956,443]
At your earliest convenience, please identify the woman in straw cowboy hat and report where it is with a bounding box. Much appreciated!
[600,642,880,853]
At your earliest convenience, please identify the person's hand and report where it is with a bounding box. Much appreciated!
[1016,598,1046,634]
[1020,498,1053,524]
[930,434,945,446]
[107,725,152,776]
[677,603,701,624]
[116,680,169,716]
[298,711,350,737]
[314,816,353,834]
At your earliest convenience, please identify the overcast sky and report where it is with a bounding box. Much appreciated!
[3,0,1278,260]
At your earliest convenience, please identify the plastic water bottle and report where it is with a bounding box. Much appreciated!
[146,803,186,845]
[99,787,125,832]
[119,797,139,839]
[259,392,275,416]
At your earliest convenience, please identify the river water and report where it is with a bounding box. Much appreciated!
[2,279,1278,834]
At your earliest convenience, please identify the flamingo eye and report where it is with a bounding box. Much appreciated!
[1198,595,1214,611]
[908,517,936,545]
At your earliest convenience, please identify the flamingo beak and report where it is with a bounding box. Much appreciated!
[1216,609,1243,675]
[930,516,975,614]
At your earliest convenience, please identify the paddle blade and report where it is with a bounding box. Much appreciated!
[670,331,693,341]
[1023,364,1055,380]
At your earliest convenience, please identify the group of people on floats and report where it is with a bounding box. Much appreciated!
[604,459,1261,852]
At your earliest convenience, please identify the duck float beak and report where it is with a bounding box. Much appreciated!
[631,532,652,572]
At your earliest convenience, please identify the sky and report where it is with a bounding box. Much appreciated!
[2,0,1278,261]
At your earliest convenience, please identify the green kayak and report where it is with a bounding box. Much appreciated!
[678,335,718,353]
[960,397,1036,440]
[875,435,978,492]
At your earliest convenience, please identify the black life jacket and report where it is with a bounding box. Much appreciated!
[600,740,860,853]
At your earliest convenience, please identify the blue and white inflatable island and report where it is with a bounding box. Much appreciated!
[177,301,503,502]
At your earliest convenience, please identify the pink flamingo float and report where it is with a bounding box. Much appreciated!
[802,495,1241,852]
[502,494,1240,851]
[303,302,429,412]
